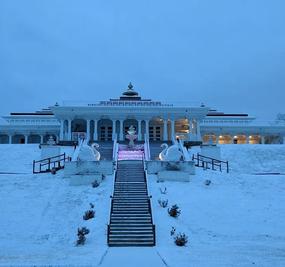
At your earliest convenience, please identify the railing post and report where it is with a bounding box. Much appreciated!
[33,160,35,174]
[153,225,156,246]
[227,161,229,173]
[212,159,214,170]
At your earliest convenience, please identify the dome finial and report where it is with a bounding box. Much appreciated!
[128,82,134,91]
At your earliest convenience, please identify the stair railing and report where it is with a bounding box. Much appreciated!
[192,153,229,173]
[33,153,70,174]
[107,158,118,246]
[143,161,156,246]
[144,133,151,161]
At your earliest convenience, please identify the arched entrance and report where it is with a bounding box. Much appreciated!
[149,118,163,141]
[98,119,113,141]
[12,134,25,144]
[0,135,9,144]
[203,134,217,144]
[28,135,41,144]
[72,119,87,141]
[123,119,138,140]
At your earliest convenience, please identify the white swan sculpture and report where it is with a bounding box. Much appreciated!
[77,143,101,161]
[159,143,168,161]
[159,143,183,161]
[91,143,101,161]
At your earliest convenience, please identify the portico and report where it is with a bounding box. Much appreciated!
[53,84,207,143]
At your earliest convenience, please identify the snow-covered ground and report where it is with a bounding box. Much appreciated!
[0,144,285,266]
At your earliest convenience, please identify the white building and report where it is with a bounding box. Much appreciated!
[1,83,285,145]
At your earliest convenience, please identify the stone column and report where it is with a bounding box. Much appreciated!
[40,135,44,144]
[196,121,202,141]
[246,136,250,144]
[119,120,124,141]
[112,120,117,141]
[163,119,168,141]
[145,120,149,139]
[9,135,12,144]
[24,135,28,144]
[60,120,64,140]
[170,120,175,141]
[283,136,285,145]
[68,120,72,141]
[137,120,142,141]
[86,119,91,142]
[93,120,98,141]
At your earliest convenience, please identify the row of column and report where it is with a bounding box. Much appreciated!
[60,118,201,142]
[4,134,58,144]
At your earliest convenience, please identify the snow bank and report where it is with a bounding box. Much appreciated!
[1,144,285,266]
[189,145,285,174]
[221,145,285,174]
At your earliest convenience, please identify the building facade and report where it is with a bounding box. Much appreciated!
[1,84,285,145]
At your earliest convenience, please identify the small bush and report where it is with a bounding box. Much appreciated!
[78,227,90,236]
[92,180,100,188]
[51,167,57,175]
[89,203,95,209]
[170,227,176,236]
[168,204,181,218]
[76,227,90,246]
[83,210,95,220]
[76,234,86,246]
[158,198,168,208]
[174,233,188,246]
[160,186,167,194]
[204,180,211,186]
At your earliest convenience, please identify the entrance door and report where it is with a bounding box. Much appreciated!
[149,126,162,141]
[100,126,112,141]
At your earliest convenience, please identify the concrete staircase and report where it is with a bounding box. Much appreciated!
[96,141,114,161]
[149,141,172,160]
[107,160,155,247]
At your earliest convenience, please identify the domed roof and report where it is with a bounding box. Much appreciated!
[122,82,139,97]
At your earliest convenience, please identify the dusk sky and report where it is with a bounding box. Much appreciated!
[0,0,284,119]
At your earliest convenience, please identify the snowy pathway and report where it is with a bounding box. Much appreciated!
[99,248,166,267]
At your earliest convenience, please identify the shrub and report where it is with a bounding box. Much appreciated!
[174,233,188,246]
[76,234,86,246]
[83,210,95,220]
[204,180,211,186]
[92,180,100,188]
[78,227,90,236]
[168,204,181,218]
[76,227,90,246]
[158,198,168,208]
[160,186,167,194]
[89,203,95,209]
[170,227,176,236]
[51,167,57,175]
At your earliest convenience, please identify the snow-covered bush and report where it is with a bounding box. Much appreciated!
[170,227,176,236]
[83,210,95,220]
[76,234,86,246]
[168,204,181,218]
[158,198,168,208]
[76,227,90,246]
[51,167,57,175]
[78,227,90,236]
[204,180,211,186]
[174,233,188,246]
[92,180,100,188]
[160,186,167,194]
